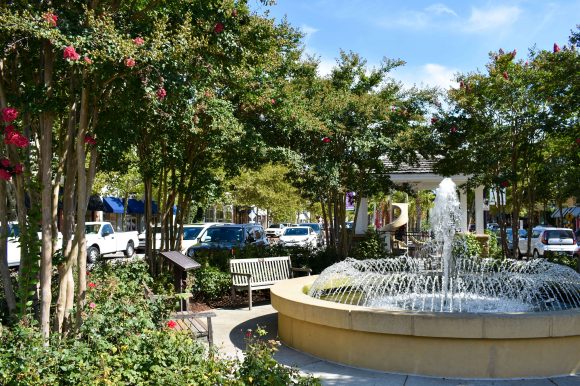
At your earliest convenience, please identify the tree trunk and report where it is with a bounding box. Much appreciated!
[39,40,55,341]
[0,181,16,316]
[144,177,154,276]
[75,79,90,329]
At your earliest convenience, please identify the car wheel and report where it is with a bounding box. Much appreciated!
[187,248,195,258]
[87,246,99,263]
[125,241,135,258]
[533,249,540,259]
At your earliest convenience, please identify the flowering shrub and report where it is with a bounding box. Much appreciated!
[0,261,318,385]
[4,126,29,147]
[1,107,18,122]
[124,57,136,67]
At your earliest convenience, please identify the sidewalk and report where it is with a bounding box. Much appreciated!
[210,303,579,386]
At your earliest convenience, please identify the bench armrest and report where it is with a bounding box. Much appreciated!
[230,272,252,279]
[171,311,216,319]
[291,267,312,276]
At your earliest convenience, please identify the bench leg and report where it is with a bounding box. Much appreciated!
[248,283,252,310]
[206,317,213,348]
[231,286,236,301]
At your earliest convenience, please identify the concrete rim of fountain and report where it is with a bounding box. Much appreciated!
[271,275,580,379]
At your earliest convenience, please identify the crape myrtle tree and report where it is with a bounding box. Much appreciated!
[263,52,437,258]
[97,1,303,275]
[432,34,579,259]
[0,0,301,339]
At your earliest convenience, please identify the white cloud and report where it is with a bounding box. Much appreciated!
[301,24,318,43]
[464,6,522,32]
[392,63,458,90]
[316,58,335,77]
[425,3,458,17]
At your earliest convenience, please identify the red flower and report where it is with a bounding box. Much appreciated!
[245,330,252,338]
[83,56,92,64]
[270,98,276,105]
[0,169,11,181]
[322,137,331,143]
[89,302,96,309]
[63,46,80,61]
[0,158,10,168]
[88,282,96,289]
[124,58,136,68]
[431,117,438,124]
[133,37,145,46]
[1,107,19,122]
[576,138,580,145]
[502,71,509,80]
[525,61,529,66]
[553,43,561,53]
[500,180,509,188]
[459,81,464,89]
[167,320,177,329]
[213,22,224,34]
[156,87,167,100]
[13,163,23,175]
[232,9,238,17]
[511,49,517,59]
[4,129,29,148]
[450,126,457,133]
[84,135,97,145]
[43,12,58,27]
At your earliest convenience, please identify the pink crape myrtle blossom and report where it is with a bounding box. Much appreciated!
[1,107,19,122]
[63,46,80,61]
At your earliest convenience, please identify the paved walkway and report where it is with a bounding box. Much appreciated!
[211,303,579,386]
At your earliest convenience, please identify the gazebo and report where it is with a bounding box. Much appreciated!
[354,156,486,235]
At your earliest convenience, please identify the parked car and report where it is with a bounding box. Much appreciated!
[85,222,140,263]
[297,223,324,246]
[279,226,318,248]
[185,223,268,257]
[6,222,63,268]
[517,227,577,259]
[505,228,528,254]
[265,223,290,238]
[486,223,500,233]
[180,223,232,254]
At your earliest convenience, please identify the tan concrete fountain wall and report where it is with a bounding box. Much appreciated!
[271,276,580,379]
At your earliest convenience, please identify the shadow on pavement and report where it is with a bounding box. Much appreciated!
[228,311,278,351]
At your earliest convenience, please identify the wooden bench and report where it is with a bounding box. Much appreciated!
[144,285,216,347]
[229,256,311,310]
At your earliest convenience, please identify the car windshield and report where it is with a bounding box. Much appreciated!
[85,224,101,234]
[284,228,308,236]
[203,227,243,243]
[269,224,283,229]
[9,223,20,237]
[545,230,574,239]
[299,223,320,232]
[183,227,203,240]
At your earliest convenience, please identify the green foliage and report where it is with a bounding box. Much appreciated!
[238,326,320,385]
[452,233,483,259]
[544,251,579,271]
[485,230,503,259]
[192,266,232,301]
[350,231,386,260]
[0,261,317,385]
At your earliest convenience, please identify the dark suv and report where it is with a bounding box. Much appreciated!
[185,223,268,257]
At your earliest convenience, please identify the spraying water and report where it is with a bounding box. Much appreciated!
[309,179,580,313]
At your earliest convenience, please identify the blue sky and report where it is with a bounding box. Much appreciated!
[253,0,579,89]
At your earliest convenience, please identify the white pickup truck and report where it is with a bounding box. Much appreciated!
[85,222,139,263]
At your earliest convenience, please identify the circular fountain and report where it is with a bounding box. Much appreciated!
[271,178,580,379]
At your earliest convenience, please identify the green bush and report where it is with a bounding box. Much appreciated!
[452,233,483,259]
[350,230,385,260]
[0,261,318,385]
[192,265,232,301]
[485,230,503,259]
[544,251,579,271]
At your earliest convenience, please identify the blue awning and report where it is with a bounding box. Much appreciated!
[103,197,124,214]
[126,198,158,215]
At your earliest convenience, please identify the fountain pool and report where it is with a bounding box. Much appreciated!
[271,178,580,378]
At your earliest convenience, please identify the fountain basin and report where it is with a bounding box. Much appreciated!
[271,275,580,379]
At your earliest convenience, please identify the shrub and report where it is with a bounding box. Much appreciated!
[191,265,232,301]
[0,260,318,385]
[452,233,483,259]
[544,251,579,271]
[485,230,503,259]
[350,230,385,260]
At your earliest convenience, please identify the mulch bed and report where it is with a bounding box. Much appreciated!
[189,290,271,312]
